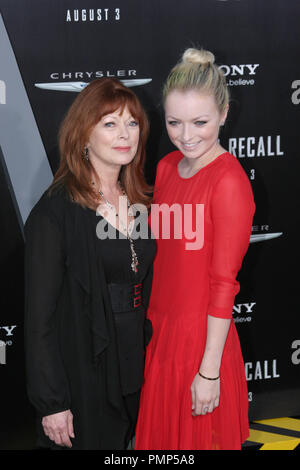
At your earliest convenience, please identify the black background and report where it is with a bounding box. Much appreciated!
[0,0,299,449]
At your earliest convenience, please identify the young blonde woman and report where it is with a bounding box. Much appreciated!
[135,48,255,450]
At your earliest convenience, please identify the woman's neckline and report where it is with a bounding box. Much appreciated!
[176,151,228,180]
[87,206,136,239]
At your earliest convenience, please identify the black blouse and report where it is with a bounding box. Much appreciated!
[94,212,155,284]
[92,211,156,395]
[24,188,156,449]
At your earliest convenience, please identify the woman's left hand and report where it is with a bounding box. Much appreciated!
[190,373,220,416]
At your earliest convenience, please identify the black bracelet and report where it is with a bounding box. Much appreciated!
[198,372,220,381]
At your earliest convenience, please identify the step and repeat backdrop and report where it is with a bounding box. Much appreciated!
[0,0,299,449]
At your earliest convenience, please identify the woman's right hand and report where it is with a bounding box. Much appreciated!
[42,409,74,448]
[190,373,220,416]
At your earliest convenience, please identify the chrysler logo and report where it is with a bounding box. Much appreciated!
[35,78,152,92]
[250,232,283,243]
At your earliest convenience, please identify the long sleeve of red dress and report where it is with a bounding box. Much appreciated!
[207,168,255,319]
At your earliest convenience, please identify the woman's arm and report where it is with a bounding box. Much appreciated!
[200,315,231,376]
[24,205,73,445]
[191,167,255,416]
[191,316,230,415]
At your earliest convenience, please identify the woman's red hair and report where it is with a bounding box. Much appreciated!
[48,77,152,209]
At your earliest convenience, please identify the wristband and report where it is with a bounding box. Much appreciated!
[198,372,220,381]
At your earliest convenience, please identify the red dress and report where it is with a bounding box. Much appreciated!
[134,151,255,450]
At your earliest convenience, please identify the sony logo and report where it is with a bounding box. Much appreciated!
[233,302,256,324]
[219,64,259,76]
[0,325,17,336]
[0,80,6,104]
[233,302,256,314]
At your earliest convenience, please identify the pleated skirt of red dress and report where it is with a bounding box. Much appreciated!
[134,312,249,450]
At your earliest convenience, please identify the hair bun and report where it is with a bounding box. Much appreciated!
[182,48,215,66]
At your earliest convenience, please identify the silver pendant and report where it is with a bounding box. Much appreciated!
[129,239,139,273]
[98,186,139,273]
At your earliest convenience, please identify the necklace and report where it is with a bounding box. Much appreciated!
[98,183,139,273]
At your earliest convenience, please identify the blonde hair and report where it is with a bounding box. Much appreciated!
[163,48,229,113]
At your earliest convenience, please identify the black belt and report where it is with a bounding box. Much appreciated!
[108,282,143,313]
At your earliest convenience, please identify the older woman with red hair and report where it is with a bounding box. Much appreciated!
[24,78,156,450]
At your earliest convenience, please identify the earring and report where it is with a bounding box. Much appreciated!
[84,147,89,161]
